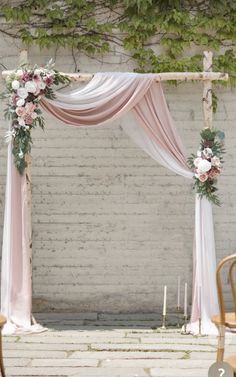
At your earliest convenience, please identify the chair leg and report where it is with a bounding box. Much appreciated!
[217,324,225,362]
[0,331,6,377]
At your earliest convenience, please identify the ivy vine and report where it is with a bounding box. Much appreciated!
[0,0,236,85]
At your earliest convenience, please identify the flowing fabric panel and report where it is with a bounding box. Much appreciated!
[1,144,45,334]
[1,72,219,335]
[187,196,219,335]
[41,73,154,126]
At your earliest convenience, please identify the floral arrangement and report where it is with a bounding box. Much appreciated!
[188,127,225,206]
[1,61,70,174]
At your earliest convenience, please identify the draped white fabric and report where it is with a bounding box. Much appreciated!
[123,116,193,179]
[1,72,219,335]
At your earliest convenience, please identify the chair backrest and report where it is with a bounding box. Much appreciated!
[216,254,236,324]
[229,259,236,315]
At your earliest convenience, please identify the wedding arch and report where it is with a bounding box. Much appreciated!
[0,50,229,335]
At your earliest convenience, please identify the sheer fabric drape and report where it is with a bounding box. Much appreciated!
[1,72,219,334]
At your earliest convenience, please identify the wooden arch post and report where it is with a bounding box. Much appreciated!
[203,51,213,129]
[19,50,33,323]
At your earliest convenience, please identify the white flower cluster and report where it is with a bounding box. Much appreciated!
[194,148,221,182]
[7,67,54,132]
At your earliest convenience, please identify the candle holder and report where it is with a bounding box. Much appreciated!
[176,306,181,328]
[198,316,202,336]
[160,314,167,329]
[181,315,190,335]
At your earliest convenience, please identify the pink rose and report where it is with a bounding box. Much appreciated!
[16,107,26,117]
[198,173,208,182]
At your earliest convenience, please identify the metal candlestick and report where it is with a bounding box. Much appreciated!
[160,314,167,329]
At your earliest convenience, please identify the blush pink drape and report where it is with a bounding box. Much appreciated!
[1,72,219,335]
[1,146,33,334]
[41,73,187,170]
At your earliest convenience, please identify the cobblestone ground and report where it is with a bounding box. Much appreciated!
[3,314,236,377]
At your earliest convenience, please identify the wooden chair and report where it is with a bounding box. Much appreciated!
[212,254,236,372]
[0,315,6,377]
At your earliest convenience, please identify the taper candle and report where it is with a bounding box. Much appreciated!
[177,276,181,308]
[163,285,167,316]
[184,283,188,317]
[198,285,202,335]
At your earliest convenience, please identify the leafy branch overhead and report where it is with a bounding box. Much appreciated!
[0,1,236,83]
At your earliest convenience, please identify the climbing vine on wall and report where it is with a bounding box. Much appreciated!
[0,0,236,85]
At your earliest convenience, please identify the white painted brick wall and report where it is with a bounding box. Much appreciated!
[0,36,235,314]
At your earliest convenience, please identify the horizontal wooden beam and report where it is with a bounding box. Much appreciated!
[1,70,229,82]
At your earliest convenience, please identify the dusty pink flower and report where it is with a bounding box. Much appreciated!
[22,72,31,82]
[12,95,18,106]
[25,102,36,114]
[16,107,26,117]
[198,173,208,182]
[208,167,221,179]
[24,115,33,125]
[44,75,54,86]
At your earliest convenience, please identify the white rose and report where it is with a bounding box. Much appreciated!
[194,157,202,167]
[16,69,24,77]
[31,112,38,119]
[203,148,213,158]
[18,117,25,126]
[11,80,20,90]
[197,150,202,157]
[34,68,43,75]
[38,80,46,90]
[211,156,221,167]
[197,159,211,173]
[16,98,25,107]
[17,87,28,99]
[25,80,38,93]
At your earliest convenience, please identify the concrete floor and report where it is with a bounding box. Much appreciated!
[3,314,236,377]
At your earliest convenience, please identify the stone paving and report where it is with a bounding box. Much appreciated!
[3,314,236,377]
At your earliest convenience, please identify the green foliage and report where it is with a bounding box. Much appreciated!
[0,0,235,83]
[12,128,32,175]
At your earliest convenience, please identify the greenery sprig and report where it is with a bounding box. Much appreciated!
[188,128,225,206]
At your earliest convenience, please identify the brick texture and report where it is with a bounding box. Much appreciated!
[0,37,235,314]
